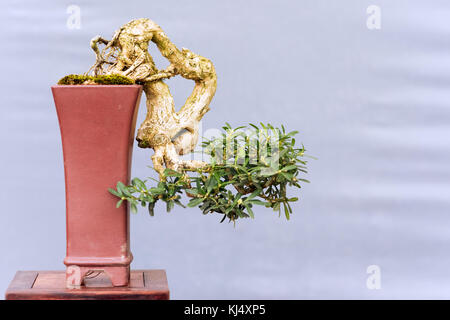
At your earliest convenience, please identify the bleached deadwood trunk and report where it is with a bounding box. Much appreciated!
[88,18,217,177]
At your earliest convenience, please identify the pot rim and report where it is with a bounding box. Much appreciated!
[52,84,143,88]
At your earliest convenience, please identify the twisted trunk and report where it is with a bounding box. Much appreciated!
[88,18,217,177]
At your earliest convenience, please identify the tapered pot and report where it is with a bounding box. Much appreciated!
[52,85,142,287]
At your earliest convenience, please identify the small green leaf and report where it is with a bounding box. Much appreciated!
[248,199,267,206]
[283,202,290,220]
[188,198,204,207]
[280,172,294,180]
[115,182,125,195]
[206,176,218,193]
[117,182,132,197]
[108,188,121,198]
[149,187,165,195]
[273,202,280,213]
[164,168,182,177]
[132,178,146,189]
[245,205,255,219]
[174,199,186,208]
[148,202,155,216]
[116,199,123,208]
[186,189,199,195]
[247,188,261,200]
[166,200,174,212]
[281,165,297,172]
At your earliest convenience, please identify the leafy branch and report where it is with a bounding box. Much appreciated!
[109,123,312,224]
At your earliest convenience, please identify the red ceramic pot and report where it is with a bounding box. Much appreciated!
[52,85,143,287]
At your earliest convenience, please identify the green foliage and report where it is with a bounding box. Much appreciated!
[109,123,312,224]
[58,74,135,85]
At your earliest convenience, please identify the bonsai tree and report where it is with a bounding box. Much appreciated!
[60,18,311,223]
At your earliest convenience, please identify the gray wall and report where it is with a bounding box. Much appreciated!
[1,0,450,299]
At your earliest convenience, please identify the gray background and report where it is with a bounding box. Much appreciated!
[1,0,449,299]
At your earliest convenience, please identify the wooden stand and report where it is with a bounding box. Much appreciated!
[5,270,169,300]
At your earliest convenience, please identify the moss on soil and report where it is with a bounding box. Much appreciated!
[58,74,135,85]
